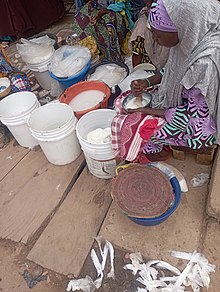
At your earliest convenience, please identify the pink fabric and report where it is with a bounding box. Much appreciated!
[139,119,159,140]
[112,91,165,162]
[149,0,177,33]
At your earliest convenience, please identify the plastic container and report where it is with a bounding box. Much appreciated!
[0,91,40,148]
[28,56,54,90]
[49,60,91,90]
[85,61,129,107]
[31,69,54,91]
[60,80,111,120]
[76,109,117,179]
[28,32,59,50]
[28,103,81,165]
[0,77,10,99]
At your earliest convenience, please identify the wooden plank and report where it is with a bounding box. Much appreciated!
[0,148,47,207]
[0,139,30,181]
[28,168,112,276]
[0,153,85,243]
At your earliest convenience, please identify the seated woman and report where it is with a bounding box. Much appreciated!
[129,0,169,69]
[112,0,220,162]
[72,0,132,62]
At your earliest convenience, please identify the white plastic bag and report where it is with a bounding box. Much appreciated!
[49,45,91,78]
[16,36,54,64]
[87,64,127,87]
[190,173,209,187]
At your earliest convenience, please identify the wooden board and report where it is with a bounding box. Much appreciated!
[0,139,30,182]
[28,168,112,276]
[0,148,47,207]
[0,153,85,243]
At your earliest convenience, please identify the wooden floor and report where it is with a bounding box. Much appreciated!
[0,139,112,276]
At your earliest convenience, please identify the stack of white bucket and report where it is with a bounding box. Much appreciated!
[17,37,55,90]
[0,91,40,148]
[27,55,54,90]
[28,103,81,165]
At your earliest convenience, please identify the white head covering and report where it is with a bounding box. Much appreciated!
[156,0,220,142]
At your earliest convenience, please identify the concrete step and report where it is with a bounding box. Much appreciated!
[207,146,220,220]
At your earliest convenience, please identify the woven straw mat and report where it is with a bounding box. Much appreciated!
[111,164,174,218]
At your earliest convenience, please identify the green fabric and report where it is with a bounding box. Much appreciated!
[72,2,127,61]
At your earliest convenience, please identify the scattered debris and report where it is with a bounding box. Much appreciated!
[66,238,115,292]
[190,173,209,187]
[23,269,47,289]
[56,184,61,190]
[124,250,215,292]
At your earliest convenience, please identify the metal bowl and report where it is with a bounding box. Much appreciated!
[122,92,152,110]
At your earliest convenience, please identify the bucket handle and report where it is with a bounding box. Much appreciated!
[115,163,132,176]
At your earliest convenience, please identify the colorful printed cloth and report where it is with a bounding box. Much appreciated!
[144,87,216,153]
[149,0,177,32]
[112,90,164,161]
[112,87,217,160]
[73,1,127,62]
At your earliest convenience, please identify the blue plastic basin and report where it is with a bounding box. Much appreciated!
[128,176,181,226]
[49,60,91,90]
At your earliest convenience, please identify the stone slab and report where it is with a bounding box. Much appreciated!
[207,147,220,220]
[202,219,220,291]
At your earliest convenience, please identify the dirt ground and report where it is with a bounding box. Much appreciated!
[0,238,137,292]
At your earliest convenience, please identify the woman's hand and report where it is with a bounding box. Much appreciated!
[131,79,149,96]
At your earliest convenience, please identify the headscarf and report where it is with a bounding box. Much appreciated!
[149,0,177,32]
[128,7,170,69]
[153,0,220,143]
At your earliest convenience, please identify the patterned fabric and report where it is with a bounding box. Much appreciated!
[0,46,31,92]
[149,0,177,32]
[144,87,216,153]
[131,36,151,64]
[72,1,127,62]
[112,90,164,161]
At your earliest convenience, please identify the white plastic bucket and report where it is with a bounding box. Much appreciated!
[76,109,117,179]
[28,58,54,90]
[28,103,81,165]
[0,91,40,148]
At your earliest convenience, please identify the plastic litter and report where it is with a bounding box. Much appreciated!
[190,173,209,187]
[150,162,188,193]
[23,269,47,289]
[87,64,127,88]
[49,45,91,78]
[118,69,154,93]
[66,238,115,292]
[124,250,215,292]
[16,37,54,64]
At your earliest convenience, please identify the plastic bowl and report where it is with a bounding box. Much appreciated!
[85,61,129,107]
[59,80,111,120]
[122,92,152,110]
[49,60,91,90]
[0,77,10,100]
[128,176,181,226]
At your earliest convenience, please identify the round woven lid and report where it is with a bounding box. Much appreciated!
[111,164,174,218]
